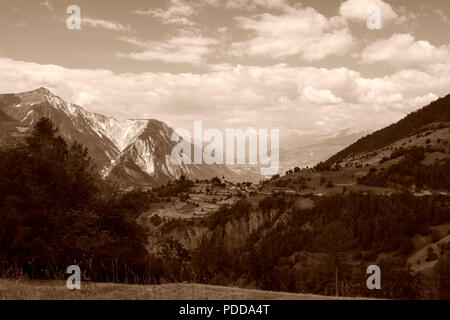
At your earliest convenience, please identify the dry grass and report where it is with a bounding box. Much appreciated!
[0,280,352,300]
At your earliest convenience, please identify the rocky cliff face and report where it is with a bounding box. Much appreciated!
[208,209,285,253]
[155,208,283,254]
[109,119,189,185]
[108,119,236,186]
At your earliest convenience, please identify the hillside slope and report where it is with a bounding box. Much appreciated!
[324,94,450,166]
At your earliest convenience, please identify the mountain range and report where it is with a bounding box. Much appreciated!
[0,88,235,186]
[0,87,378,186]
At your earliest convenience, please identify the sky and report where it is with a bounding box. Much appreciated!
[0,0,449,147]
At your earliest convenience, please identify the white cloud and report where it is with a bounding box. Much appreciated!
[0,58,449,143]
[435,9,450,24]
[39,0,54,11]
[301,86,343,105]
[230,7,353,61]
[340,0,397,23]
[118,34,218,65]
[134,0,195,26]
[409,92,439,109]
[204,0,289,10]
[82,17,132,32]
[360,33,450,67]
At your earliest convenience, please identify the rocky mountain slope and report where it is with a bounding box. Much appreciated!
[0,88,120,169]
[109,119,236,186]
[0,88,234,186]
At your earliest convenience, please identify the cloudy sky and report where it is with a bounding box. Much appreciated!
[0,0,449,147]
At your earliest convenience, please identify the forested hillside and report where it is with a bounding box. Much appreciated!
[190,193,450,299]
[0,118,154,282]
[324,94,450,166]
[357,146,450,189]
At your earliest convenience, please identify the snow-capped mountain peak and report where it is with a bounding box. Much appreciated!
[80,110,149,151]
[0,88,234,186]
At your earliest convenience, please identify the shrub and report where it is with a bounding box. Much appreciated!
[426,247,438,262]
[431,230,441,243]
[326,180,334,188]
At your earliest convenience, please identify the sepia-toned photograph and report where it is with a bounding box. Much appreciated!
[0,0,449,307]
